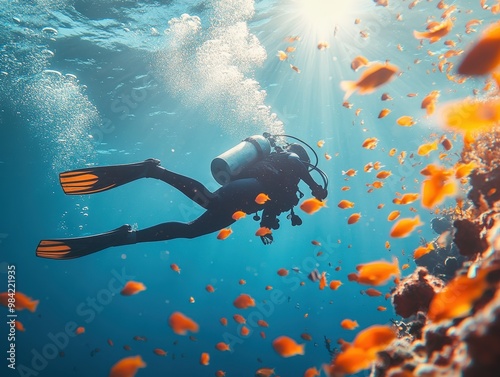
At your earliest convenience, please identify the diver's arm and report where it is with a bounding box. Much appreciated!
[289,156,328,200]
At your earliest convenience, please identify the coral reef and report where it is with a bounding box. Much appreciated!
[392,268,445,319]
[367,129,500,377]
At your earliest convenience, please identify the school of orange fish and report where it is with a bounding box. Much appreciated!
[2,0,500,376]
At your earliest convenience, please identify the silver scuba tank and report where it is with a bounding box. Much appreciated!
[211,135,271,185]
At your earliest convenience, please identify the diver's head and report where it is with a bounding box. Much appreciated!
[287,143,310,164]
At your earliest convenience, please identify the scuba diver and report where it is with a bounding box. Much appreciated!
[36,134,328,260]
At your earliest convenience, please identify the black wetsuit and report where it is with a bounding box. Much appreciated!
[135,152,326,243]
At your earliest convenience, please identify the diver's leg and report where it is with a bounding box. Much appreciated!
[60,159,161,195]
[147,165,217,209]
[135,211,233,242]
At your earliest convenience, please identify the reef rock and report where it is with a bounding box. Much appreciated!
[392,268,445,319]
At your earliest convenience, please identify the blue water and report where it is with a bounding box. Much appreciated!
[0,0,496,376]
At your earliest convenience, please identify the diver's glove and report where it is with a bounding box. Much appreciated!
[312,185,328,200]
[260,234,273,245]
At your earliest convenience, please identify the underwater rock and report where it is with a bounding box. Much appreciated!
[453,219,488,258]
[392,268,445,319]
[468,166,500,208]
[460,290,500,377]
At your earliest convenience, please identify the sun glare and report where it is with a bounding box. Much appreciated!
[298,0,361,37]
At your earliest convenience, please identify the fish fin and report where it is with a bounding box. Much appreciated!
[340,80,357,100]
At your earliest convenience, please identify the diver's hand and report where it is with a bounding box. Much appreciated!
[260,234,274,245]
[312,185,328,200]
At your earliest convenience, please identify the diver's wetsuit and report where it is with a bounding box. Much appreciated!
[36,151,327,259]
[135,151,324,243]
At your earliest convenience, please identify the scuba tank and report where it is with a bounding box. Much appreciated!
[211,135,271,185]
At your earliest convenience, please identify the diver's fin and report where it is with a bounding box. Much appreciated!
[59,159,160,195]
[36,225,134,260]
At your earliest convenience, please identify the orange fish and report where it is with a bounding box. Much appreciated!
[337,200,355,209]
[341,186,350,191]
[255,193,271,204]
[170,263,181,273]
[455,161,477,179]
[381,93,393,101]
[376,170,392,179]
[417,140,439,156]
[385,241,391,249]
[351,55,370,71]
[324,153,332,160]
[206,284,215,293]
[352,325,397,351]
[220,317,228,326]
[232,211,246,220]
[328,326,396,375]
[311,240,321,246]
[200,352,210,366]
[355,257,400,285]
[439,97,500,134]
[217,228,232,240]
[317,41,329,50]
[390,216,423,238]
[277,268,289,277]
[340,319,359,330]
[215,342,231,352]
[388,148,397,156]
[15,321,25,332]
[240,325,250,336]
[362,137,378,149]
[347,213,361,224]
[402,263,410,270]
[120,281,146,296]
[458,21,500,75]
[233,293,256,309]
[153,348,167,356]
[216,370,226,377]
[413,243,435,259]
[397,115,415,127]
[329,280,343,290]
[420,164,457,208]
[341,62,399,100]
[319,272,327,290]
[317,140,325,148]
[428,267,494,322]
[300,198,327,214]
[265,285,273,290]
[75,326,85,335]
[109,355,146,377]
[168,312,199,335]
[387,210,400,221]
[272,336,305,357]
[233,314,246,324]
[0,292,39,312]
[342,169,357,177]
[258,319,269,327]
[378,108,391,118]
[290,64,301,73]
[107,339,114,347]
[301,333,313,341]
[277,50,288,61]
[255,227,272,237]
[364,288,382,297]
[421,90,440,115]
[393,193,419,205]
[133,335,146,342]
[255,368,275,377]
[304,366,320,377]
[377,306,387,311]
[413,18,453,43]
